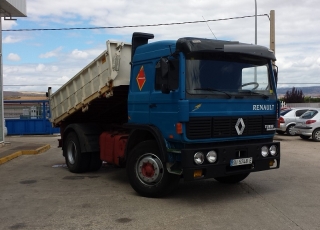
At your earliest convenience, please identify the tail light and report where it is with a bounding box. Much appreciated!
[306,120,316,124]
[277,117,284,128]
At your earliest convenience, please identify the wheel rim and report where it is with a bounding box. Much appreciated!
[288,126,296,135]
[136,153,163,186]
[67,141,77,164]
[314,130,320,141]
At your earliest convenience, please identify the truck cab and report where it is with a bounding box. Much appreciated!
[125,33,280,196]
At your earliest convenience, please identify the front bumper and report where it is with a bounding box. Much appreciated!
[181,141,280,181]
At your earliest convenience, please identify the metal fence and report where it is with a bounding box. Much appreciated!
[281,102,320,108]
[4,100,60,135]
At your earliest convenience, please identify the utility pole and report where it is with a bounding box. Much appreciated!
[254,0,257,82]
[270,10,275,56]
[0,0,27,143]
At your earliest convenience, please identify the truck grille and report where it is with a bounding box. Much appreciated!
[186,115,276,140]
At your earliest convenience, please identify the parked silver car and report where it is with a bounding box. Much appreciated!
[276,107,312,136]
[294,108,320,141]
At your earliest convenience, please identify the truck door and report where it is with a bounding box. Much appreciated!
[149,59,180,139]
[128,64,151,124]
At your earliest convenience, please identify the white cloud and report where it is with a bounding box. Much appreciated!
[1,19,17,30]
[3,35,25,44]
[7,53,21,61]
[36,64,46,72]
[3,0,320,91]
[40,47,63,59]
[71,49,89,59]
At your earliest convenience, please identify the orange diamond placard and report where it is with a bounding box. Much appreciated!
[136,66,146,91]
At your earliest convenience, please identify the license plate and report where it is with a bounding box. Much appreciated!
[230,157,252,167]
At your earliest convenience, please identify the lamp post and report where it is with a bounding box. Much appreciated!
[254,0,257,82]
[255,0,257,45]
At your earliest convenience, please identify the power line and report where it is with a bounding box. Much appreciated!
[2,14,269,32]
[277,82,320,85]
[4,84,62,86]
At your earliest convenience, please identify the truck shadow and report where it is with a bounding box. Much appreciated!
[54,160,278,202]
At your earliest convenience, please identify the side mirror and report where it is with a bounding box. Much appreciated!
[273,65,278,88]
[156,58,179,94]
[158,58,170,94]
[160,58,169,78]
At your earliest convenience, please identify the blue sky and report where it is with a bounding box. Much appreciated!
[2,0,320,93]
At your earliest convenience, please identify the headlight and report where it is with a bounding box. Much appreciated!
[206,150,217,163]
[269,145,277,156]
[194,152,204,165]
[261,146,269,157]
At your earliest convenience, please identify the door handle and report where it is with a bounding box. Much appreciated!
[149,103,157,108]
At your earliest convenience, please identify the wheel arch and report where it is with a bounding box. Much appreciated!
[124,124,168,162]
[63,123,102,156]
[286,122,295,128]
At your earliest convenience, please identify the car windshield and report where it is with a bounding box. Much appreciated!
[301,110,318,119]
[185,52,275,99]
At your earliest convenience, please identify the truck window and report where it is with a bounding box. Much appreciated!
[185,53,275,99]
[242,65,269,90]
[155,59,179,91]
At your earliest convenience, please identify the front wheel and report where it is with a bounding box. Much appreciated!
[126,140,180,197]
[312,128,320,142]
[214,173,250,184]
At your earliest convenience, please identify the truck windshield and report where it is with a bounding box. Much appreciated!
[185,53,275,99]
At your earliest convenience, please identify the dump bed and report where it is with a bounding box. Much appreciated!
[49,41,132,127]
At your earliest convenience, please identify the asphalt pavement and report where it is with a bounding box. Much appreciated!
[0,135,57,165]
[1,134,320,230]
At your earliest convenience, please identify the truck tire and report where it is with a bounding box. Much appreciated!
[312,128,320,142]
[126,140,180,197]
[214,173,250,184]
[286,124,296,136]
[64,132,90,173]
[89,152,102,171]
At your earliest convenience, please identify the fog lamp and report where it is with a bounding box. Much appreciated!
[194,169,203,178]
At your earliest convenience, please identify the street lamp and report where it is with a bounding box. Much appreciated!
[255,0,257,45]
[254,0,257,82]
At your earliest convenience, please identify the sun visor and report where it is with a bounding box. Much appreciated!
[224,44,276,61]
[176,37,238,54]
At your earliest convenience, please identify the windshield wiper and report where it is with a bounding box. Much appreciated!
[194,88,232,99]
[239,90,269,99]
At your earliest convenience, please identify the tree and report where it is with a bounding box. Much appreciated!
[283,87,304,103]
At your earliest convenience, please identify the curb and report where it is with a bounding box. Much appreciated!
[0,144,51,165]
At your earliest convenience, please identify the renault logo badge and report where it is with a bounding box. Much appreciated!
[235,118,245,135]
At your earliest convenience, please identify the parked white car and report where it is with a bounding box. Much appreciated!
[294,108,320,141]
[276,107,312,136]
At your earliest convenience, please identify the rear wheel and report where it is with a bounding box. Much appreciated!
[312,129,320,142]
[214,173,250,184]
[64,132,90,173]
[286,124,296,136]
[300,135,310,140]
[126,140,180,197]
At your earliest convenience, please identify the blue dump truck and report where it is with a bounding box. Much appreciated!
[48,32,280,197]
